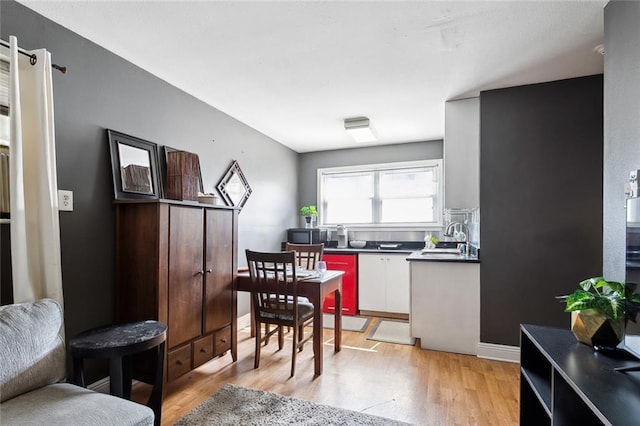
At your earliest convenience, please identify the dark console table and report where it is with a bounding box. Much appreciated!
[70,320,167,426]
[520,324,640,425]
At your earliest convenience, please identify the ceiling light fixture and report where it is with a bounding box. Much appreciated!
[344,116,377,143]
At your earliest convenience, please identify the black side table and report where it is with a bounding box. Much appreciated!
[70,320,167,426]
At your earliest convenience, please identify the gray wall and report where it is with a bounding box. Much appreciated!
[444,98,480,209]
[603,1,640,282]
[298,140,443,214]
[1,1,297,359]
[480,75,603,346]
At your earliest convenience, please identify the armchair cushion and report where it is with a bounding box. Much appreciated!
[0,383,154,426]
[0,298,66,402]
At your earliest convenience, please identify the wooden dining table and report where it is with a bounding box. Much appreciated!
[236,269,344,376]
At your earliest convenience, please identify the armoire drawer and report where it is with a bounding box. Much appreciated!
[167,344,192,382]
[214,326,231,355]
[193,334,214,368]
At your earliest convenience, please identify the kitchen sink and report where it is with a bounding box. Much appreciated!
[421,252,467,259]
[434,241,460,249]
[421,247,461,255]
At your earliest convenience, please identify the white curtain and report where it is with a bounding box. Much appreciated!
[9,36,63,306]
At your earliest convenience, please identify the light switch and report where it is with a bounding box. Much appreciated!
[58,190,73,212]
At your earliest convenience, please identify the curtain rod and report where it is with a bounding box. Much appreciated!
[0,39,67,74]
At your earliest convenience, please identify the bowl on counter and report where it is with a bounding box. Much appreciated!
[349,240,366,248]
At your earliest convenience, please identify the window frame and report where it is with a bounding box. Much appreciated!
[316,159,444,230]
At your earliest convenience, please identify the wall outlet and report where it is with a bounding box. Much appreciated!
[58,190,73,212]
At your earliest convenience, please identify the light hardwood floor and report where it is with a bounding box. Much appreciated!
[135,318,520,425]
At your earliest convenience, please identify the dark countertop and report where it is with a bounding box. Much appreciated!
[323,240,423,255]
[324,247,415,255]
[284,240,480,262]
[324,247,480,263]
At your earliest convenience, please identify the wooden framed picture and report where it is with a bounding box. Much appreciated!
[108,130,161,200]
[217,160,252,208]
[157,146,204,199]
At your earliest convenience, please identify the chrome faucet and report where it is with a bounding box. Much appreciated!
[444,221,470,256]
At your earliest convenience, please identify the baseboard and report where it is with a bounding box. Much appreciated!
[477,342,520,363]
[238,312,252,330]
[359,310,409,321]
[87,376,110,394]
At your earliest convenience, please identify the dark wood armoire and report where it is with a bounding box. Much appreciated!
[114,199,238,383]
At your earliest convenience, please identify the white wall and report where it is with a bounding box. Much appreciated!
[603,1,640,281]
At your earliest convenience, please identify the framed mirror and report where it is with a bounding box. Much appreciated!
[217,160,252,208]
[108,130,161,199]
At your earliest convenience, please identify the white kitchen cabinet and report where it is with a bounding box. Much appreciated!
[358,253,410,315]
[409,260,480,355]
[358,255,386,312]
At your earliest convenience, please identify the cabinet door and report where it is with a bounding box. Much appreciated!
[322,254,357,315]
[410,262,479,354]
[358,254,387,311]
[385,254,410,314]
[204,208,234,333]
[168,206,204,348]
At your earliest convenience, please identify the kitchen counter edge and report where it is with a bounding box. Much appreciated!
[405,251,480,263]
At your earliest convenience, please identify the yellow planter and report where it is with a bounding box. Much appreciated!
[570,309,624,347]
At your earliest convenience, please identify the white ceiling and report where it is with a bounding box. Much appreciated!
[18,0,607,153]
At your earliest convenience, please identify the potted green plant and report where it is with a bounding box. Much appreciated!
[557,276,640,348]
[300,205,318,228]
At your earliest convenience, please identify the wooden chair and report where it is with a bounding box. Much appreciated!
[282,243,324,335]
[245,250,315,377]
[285,243,324,270]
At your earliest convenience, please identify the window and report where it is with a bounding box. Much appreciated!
[317,160,443,227]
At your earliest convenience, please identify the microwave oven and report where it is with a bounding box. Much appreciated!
[287,228,327,245]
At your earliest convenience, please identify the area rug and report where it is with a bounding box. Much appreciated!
[322,314,371,332]
[174,383,409,425]
[366,319,416,346]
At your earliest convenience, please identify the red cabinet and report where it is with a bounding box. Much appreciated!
[322,253,357,315]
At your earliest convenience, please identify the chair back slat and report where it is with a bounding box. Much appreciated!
[284,243,324,271]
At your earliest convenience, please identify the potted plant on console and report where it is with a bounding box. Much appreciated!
[557,276,640,348]
[300,205,318,229]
